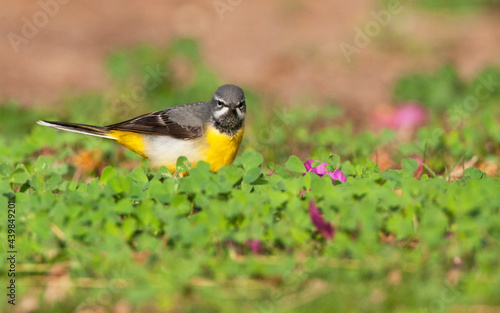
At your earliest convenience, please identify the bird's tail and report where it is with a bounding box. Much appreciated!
[36,120,115,140]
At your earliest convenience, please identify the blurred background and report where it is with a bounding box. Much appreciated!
[3,0,499,112]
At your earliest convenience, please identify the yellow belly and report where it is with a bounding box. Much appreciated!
[107,130,147,158]
[204,126,244,172]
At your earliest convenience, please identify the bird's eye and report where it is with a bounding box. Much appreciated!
[237,101,245,107]
[217,100,224,107]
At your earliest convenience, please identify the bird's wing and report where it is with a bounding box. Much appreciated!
[105,104,206,140]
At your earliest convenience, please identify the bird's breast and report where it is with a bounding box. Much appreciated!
[204,125,244,172]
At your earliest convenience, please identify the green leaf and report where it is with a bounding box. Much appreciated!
[154,166,173,180]
[10,164,30,184]
[266,162,275,172]
[386,213,414,240]
[175,156,191,173]
[192,160,211,173]
[100,166,117,185]
[402,158,419,176]
[34,156,51,173]
[341,161,356,176]
[286,155,306,173]
[129,167,149,183]
[109,176,131,194]
[121,218,138,239]
[178,176,202,194]
[243,167,262,184]
[237,150,264,171]
[463,167,485,180]
[218,165,244,186]
[0,163,12,177]
[171,194,191,215]
[147,180,173,203]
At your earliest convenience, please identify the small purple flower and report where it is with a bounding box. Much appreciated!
[309,201,334,241]
[245,239,263,254]
[304,159,347,183]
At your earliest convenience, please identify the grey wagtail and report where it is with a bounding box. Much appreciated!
[37,84,246,172]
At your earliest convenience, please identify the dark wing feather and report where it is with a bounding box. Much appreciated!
[105,109,203,139]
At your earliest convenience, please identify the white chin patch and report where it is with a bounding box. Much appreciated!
[236,108,245,120]
[213,107,229,119]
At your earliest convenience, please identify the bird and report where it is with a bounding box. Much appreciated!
[37,84,246,173]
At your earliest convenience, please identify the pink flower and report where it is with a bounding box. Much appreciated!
[302,160,340,240]
[304,159,347,183]
[392,103,428,129]
[374,102,428,130]
[309,201,334,241]
[300,159,347,197]
[245,239,263,254]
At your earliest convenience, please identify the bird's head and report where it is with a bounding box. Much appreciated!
[210,84,246,134]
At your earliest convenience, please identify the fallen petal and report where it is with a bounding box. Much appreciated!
[309,201,334,240]
[245,239,263,254]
